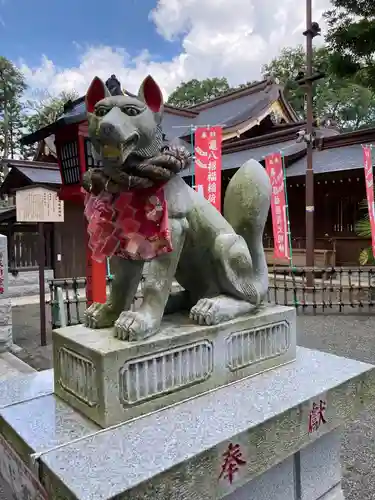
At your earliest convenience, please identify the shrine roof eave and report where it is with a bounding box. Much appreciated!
[180,139,306,178]
[278,91,299,123]
[0,166,61,197]
[186,79,273,111]
[1,159,59,170]
[20,112,86,146]
[285,144,369,178]
[317,125,375,150]
[222,124,305,154]
[180,96,294,142]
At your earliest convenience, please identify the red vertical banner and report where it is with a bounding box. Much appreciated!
[363,145,375,257]
[265,152,290,261]
[194,126,222,212]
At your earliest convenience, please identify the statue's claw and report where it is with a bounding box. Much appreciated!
[84,302,118,329]
[114,310,159,341]
[189,298,218,326]
[190,296,255,326]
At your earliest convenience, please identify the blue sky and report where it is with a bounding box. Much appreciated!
[0,0,181,69]
[0,0,331,97]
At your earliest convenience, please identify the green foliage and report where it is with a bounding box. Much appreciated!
[262,45,375,130]
[21,90,79,159]
[6,100,24,159]
[0,55,79,161]
[167,77,264,108]
[167,77,231,108]
[325,0,375,91]
[0,56,26,103]
[0,56,27,160]
[24,90,79,133]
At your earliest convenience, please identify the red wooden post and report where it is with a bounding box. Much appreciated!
[79,130,107,306]
[55,122,108,306]
[85,236,107,306]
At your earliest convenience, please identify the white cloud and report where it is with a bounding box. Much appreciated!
[18,0,332,100]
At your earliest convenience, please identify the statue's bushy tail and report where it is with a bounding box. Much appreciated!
[223,159,271,301]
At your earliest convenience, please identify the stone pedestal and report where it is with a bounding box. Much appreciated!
[53,305,296,427]
[0,347,374,499]
[225,430,344,500]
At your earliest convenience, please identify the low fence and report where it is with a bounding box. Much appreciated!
[49,277,94,328]
[48,275,145,328]
[268,266,375,312]
[6,229,53,271]
[48,266,375,329]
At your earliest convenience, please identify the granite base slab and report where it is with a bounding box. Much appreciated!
[0,352,35,381]
[0,369,53,409]
[0,369,99,499]
[22,347,373,499]
[53,305,296,427]
[0,393,99,467]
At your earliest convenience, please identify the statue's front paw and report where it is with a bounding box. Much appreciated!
[114,310,160,341]
[190,298,222,326]
[84,303,118,329]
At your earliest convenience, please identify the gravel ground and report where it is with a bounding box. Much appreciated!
[3,305,375,498]
[297,314,375,500]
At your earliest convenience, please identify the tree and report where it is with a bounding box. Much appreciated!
[7,100,25,159]
[22,90,79,159]
[24,90,79,133]
[262,46,308,117]
[262,45,375,130]
[324,0,375,91]
[167,77,231,108]
[0,56,27,162]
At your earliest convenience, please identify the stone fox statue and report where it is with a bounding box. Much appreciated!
[83,75,271,341]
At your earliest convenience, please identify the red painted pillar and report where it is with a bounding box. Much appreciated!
[85,231,107,306]
[57,128,108,306]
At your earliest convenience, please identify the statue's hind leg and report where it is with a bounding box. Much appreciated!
[189,233,265,326]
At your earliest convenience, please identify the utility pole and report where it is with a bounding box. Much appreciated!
[305,0,314,284]
[296,0,324,286]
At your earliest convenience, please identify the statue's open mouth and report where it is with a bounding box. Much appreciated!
[83,142,193,196]
[121,134,139,162]
[101,133,140,165]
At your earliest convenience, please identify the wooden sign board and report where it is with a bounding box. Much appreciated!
[16,186,64,223]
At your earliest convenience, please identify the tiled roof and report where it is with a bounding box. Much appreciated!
[187,79,271,110]
[0,163,62,197]
[180,139,302,177]
[222,95,274,128]
[285,145,366,178]
[15,166,61,184]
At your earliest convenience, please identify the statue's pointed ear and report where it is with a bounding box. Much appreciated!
[138,75,164,114]
[86,77,111,113]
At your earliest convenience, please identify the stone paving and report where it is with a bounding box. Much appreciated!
[3,303,375,499]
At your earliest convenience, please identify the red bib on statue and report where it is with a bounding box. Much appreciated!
[83,186,172,263]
